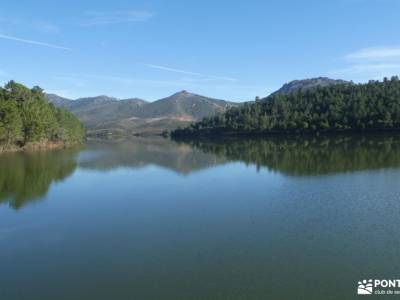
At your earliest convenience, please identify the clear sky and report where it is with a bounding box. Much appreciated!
[0,0,399,101]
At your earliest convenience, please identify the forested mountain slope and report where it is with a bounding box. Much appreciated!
[172,77,400,137]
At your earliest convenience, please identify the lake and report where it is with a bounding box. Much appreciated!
[1,135,400,299]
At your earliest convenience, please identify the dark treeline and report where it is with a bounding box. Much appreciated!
[182,134,400,176]
[0,81,84,150]
[172,77,400,137]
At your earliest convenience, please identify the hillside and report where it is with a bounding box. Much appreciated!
[46,91,238,136]
[45,94,74,109]
[172,77,400,137]
[272,77,351,95]
[45,77,352,137]
[135,91,235,119]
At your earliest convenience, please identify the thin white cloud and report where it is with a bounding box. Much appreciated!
[80,11,155,26]
[329,65,400,82]
[345,46,400,61]
[0,34,70,50]
[31,21,60,34]
[331,46,400,81]
[52,73,263,101]
[54,73,178,87]
[331,63,400,75]
[0,17,60,34]
[145,64,237,82]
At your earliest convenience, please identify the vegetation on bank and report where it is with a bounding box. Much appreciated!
[172,77,400,137]
[0,81,85,151]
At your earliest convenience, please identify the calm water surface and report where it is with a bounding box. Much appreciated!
[1,135,400,300]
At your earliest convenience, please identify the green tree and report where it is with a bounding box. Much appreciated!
[0,99,22,147]
[0,81,85,149]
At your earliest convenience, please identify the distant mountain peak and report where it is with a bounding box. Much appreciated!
[173,90,194,97]
[120,97,148,105]
[273,77,351,95]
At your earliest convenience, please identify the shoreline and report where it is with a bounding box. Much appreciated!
[0,140,83,153]
[171,127,400,140]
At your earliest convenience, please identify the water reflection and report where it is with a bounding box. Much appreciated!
[182,134,400,175]
[79,137,227,174]
[2,134,400,209]
[0,148,79,209]
[2,135,400,299]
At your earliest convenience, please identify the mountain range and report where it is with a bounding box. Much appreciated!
[46,91,238,136]
[46,77,348,136]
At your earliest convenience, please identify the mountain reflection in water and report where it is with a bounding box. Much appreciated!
[1,134,400,209]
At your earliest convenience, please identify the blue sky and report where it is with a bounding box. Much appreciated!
[0,0,400,101]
